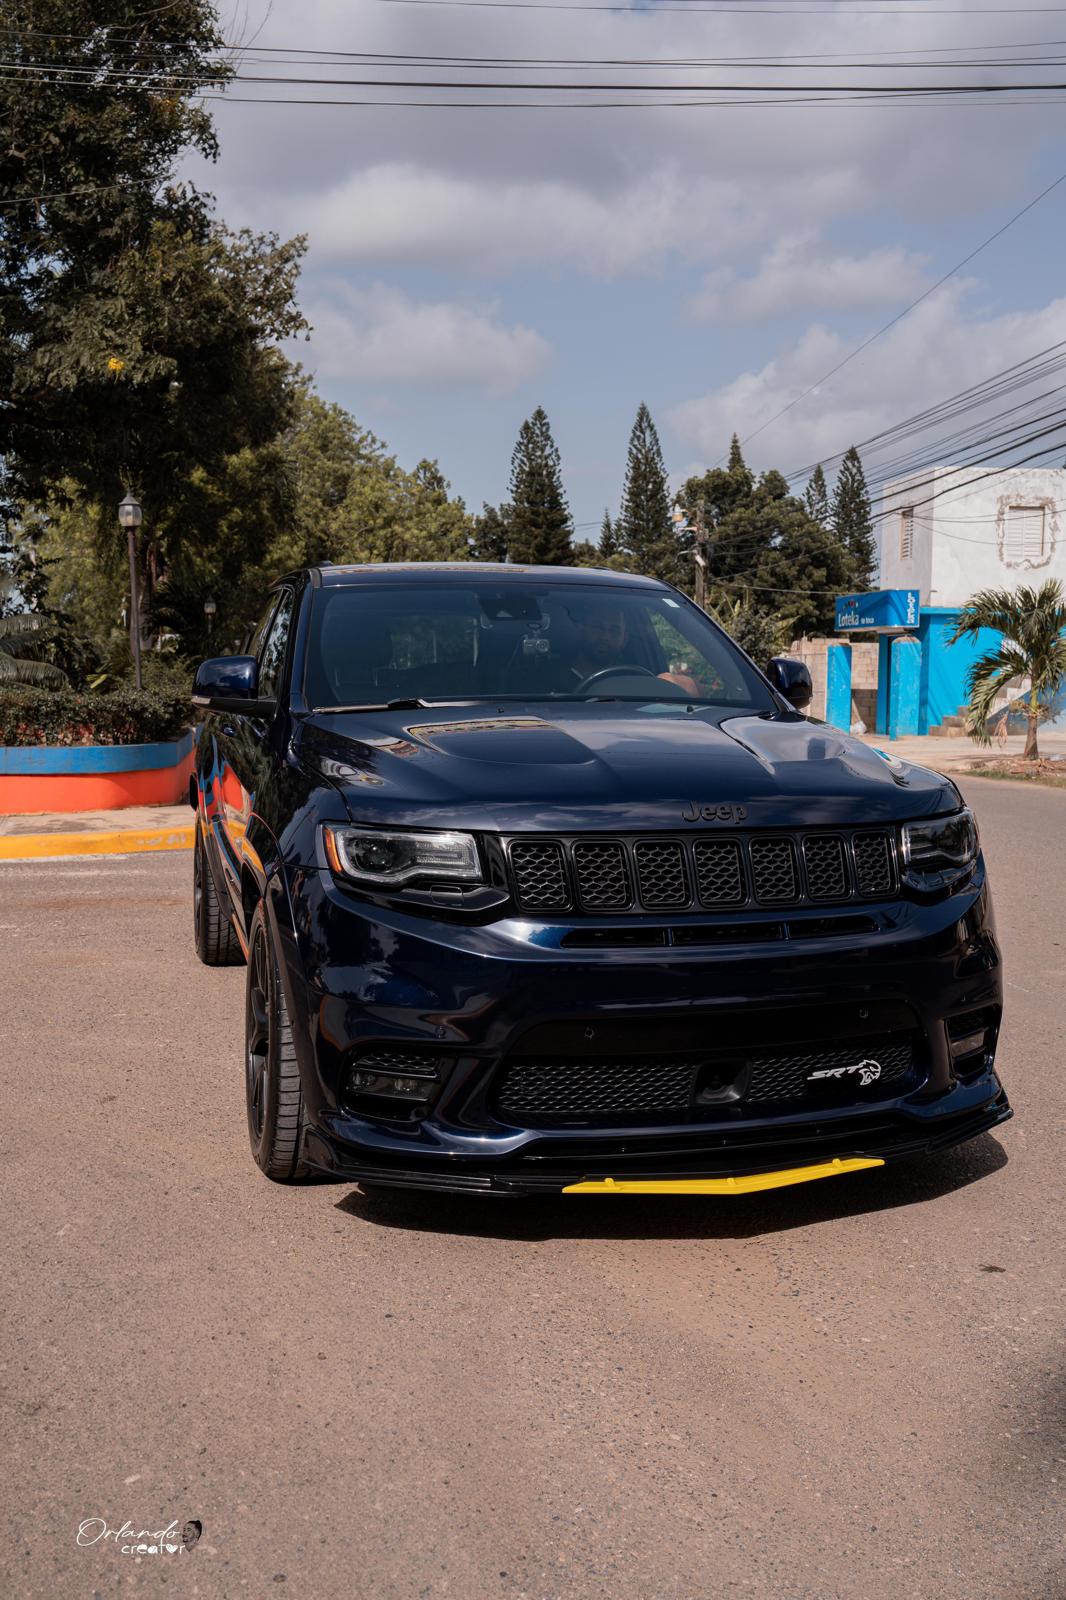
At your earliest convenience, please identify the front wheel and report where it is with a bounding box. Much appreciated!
[245,903,312,1182]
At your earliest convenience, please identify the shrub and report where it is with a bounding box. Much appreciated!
[0,683,192,747]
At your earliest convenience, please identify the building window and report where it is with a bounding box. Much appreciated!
[1003,505,1047,566]
[899,507,914,560]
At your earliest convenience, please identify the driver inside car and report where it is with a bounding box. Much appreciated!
[567,602,701,697]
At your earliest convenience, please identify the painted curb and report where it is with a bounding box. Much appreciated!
[0,823,195,861]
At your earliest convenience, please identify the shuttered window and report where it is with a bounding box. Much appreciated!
[1003,505,1046,565]
[899,507,914,560]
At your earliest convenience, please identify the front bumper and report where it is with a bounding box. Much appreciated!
[273,862,1010,1195]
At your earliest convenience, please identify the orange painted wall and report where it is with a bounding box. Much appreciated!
[0,750,195,814]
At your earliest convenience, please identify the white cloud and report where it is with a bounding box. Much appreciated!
[274,164,864,277]
[201,2,1060,283]
[302,283,551,392]
[687,233,930,322]
[666,285,1066,475]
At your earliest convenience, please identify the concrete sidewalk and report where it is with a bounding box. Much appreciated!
[0,802,193,860]
[856,728,1066,772]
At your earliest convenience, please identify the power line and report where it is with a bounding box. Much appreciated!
[721,168,1066,464]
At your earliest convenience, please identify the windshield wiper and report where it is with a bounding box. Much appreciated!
[317,697,433,713]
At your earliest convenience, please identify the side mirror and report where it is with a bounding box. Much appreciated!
[766,656,813,712]
[192,655,262,713]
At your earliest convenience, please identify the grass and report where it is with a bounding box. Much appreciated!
[961,759,1066,790]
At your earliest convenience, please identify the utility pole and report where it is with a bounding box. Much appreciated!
[691,499,709,613]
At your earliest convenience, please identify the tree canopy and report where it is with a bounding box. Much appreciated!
[681,443,863,636]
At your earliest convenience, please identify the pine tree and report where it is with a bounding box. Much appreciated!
[804,464,829,527]
[506,408,573,566]
[728,433,747,473]
[598,508,618,559]
[832,446,877,590]
[617,403,682,583]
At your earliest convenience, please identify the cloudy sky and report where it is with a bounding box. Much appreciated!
[191,0,1066,532]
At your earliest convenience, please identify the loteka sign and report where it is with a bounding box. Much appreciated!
[834,589,920,633]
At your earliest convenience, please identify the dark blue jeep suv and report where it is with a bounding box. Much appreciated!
[191,563,1010,1196]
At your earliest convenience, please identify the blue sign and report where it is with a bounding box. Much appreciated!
[835,589,920,633]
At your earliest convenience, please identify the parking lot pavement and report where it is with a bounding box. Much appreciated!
[2,776,1063,1600]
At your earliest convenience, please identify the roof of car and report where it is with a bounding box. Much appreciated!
[307,562,671,590]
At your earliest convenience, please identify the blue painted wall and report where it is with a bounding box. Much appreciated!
[0,728,193,775]
[825,642,852,730]
[888,637,922,739]
[916,609,1001,735]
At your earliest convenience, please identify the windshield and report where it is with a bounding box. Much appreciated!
[305,581,774,712]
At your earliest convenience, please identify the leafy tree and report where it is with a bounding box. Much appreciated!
[40,389,474,660]
[598,509,618,559]
[713,596,795,668]
[804,465,830,527]
[679,438,763,593]
[950,580,1066,759]
[0,615,67,687]
[473,503,511,563]
[617,403,680,582]
[681,456,858,635]
[831,447,876,590]
[506,408,573,566]
[1,0,307,630]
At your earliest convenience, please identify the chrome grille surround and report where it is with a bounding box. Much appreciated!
[505,828,898,915]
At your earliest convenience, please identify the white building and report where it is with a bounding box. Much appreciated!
[877,465,1066,605]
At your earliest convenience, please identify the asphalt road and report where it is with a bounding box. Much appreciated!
[3,776,1064,1600]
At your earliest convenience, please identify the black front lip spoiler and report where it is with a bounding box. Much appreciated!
[305,1089,1012,1196]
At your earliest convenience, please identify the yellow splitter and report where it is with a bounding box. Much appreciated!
[562,1156,884,1195]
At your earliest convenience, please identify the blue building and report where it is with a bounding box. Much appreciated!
[826,465,1066,737]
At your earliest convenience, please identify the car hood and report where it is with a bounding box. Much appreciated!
[297,704,959,831]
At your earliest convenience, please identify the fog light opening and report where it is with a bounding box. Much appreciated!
[347,1069,437,1102]
[949,1028,988,1061]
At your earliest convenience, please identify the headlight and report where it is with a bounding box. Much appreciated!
[323,825,483,887]
[901,808,979,889]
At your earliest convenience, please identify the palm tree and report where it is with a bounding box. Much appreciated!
[0,615,68,686]
[950,580,1066,760]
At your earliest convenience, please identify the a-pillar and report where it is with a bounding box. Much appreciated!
[887,635,921,740]
[825,641,852,731]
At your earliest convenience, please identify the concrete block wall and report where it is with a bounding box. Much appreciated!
[787,637,878,728]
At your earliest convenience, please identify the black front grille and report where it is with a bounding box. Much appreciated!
[803,835,848,900]
[693,840,745,905]
[497,1056,700,1120]
[749,838,799,902]
[634,840,689,906]
[506,828,898,917]
[573,840,631,908]
[853,832,894,895]
[744,1034,915,1104]
[509,841,570,910]
[494,1032,918,1124]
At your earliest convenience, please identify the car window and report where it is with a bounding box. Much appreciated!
[246,596,279,661]
[305,582,772,712]
[258,589,296,701]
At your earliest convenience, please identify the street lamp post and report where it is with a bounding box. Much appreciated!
[203,595,217,640]
[118,492,143,690]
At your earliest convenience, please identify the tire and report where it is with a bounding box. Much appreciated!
[193,828,244,967]
[245,902,312,1183]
